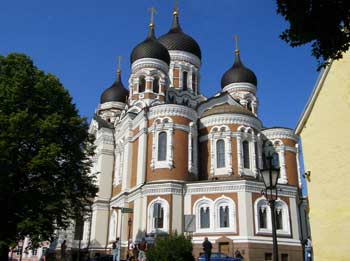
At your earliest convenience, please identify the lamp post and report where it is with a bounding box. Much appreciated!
[260,143,280,261]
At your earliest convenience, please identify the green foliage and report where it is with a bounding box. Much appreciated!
[276,0,350,69]
[146,234,194,261]
[0,54,98,254]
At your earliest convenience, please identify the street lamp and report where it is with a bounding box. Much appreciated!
[260,143,280,261]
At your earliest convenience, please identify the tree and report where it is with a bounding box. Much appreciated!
[276,0,350,69]
[146,234,194,261]
[0,53,98,261]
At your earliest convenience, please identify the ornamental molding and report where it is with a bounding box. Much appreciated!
[199,114,262,130]
[223,82,257,94]
[285,146,297,153]
[95,133,114,146]
[148,104,197,121]
[262,128,298,142]
[99,101,126,111]
[131,58,169,74]
[169,50,201,68]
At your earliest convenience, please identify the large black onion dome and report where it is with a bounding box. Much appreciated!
[158,11,202,60]
[221,51,257,88]
[130,25,170,65]
[100,70,129,104]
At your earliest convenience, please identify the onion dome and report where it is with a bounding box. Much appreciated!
[221,50,257,88]
[158,9,202,60]
[130,22,170,65]
[100,69,129,104]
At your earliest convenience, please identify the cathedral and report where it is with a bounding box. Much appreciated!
[82,6,303,260]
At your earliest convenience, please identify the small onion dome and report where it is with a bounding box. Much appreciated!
[158,9,202,60]
[130,23,170,65]
[221,50,257,88]
[100,69,129,104]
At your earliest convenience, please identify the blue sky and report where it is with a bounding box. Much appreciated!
[0,0,318,129]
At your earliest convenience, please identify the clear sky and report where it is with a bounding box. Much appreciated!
[0,0,319,130]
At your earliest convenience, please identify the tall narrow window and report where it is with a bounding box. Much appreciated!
[243,141,250,168]
[139,76,146,93]
[247,101,252,111]
[216,139,225,168]
[259,207,267,229]
[276,209,283,230]
[219,206,230,228]
[183,71,188,90]
[200,207,210,228]
[158,132,167,161]
[255,142,259,169]
[272,152,280,169]
[153,203,164,229]
[153,76,160,93]
[192,72,196,93]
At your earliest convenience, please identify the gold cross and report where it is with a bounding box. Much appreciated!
[174,0,179,13]
[234,35,239,52]
[148,7,157,25]
[117,56,122,72]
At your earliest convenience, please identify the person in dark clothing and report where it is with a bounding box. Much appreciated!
[235,249,244,259]
[202,237,212,261]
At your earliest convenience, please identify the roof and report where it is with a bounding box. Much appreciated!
[202,103,255,118]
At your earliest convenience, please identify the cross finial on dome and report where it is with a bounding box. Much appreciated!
[116,56,122,81]
[148,7,157,28]
[173,0,179,16]
[234,35,240,54]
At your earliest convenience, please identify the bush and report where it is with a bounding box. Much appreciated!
[146,234,194,261]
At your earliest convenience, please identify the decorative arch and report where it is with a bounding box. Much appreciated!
[236,126,257,177]
[147,197,170,234]
[213,196,237,232]
[193,197,214,232]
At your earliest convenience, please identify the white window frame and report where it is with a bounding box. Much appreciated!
[150,117,174,170]
[214,196,237,233]
[108,210,117,241]
[209,125,232,176]
[237,126,257,177]
[188,122,198,174]
[147,197,170,234]
[193,197,214,233]
[254,196,291,236]
[113,140,124,186]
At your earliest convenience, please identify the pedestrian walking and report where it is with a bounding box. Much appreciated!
[202,237,212,261]
[112,238,120,261]
[127,239,135,260]
[137,238,147,261]
[235,249,244,259]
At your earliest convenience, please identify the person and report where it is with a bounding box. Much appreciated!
[112,238,120,261]
[202,237,212,261]
[304,237,312,261]
[127,239,135,261]
[137,238,148,261]
[61,240,67,261]
[235,249,244,259]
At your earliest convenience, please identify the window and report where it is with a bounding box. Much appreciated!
[272,152,280,169]
[153,76,160,93]
[153,203,164,229]
[157,132,167,161]
[183,71,188,90]
[265,253,272,261]
[247,100,252,111]
[192,72,196,92]
[219,206,229,228]
[255,142,259,169]
[276,208,283,230]
[243,140,250,168]
[216,139,225,168]
[200,207,210,228]
[139,76,146,93]
[281,254,289,261]
[259,207,267,229]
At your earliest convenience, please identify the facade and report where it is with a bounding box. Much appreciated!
[66,8,304,260]
[295,51,350,260]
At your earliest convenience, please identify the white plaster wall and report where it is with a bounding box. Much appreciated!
[172,194,183,233]
[238,191,254,236]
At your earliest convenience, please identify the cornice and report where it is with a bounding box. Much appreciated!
[262,128,298,142]
[148,104,197,121]
[199,114,262,130]
[222,82,257,94]
[169,50,201,68]
[131,58,169,74]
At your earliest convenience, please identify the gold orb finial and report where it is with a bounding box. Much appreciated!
[173,0,179,16]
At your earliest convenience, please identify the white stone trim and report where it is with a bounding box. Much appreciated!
[148,104,197,121]
[213,196,237,233]
[193,197,214,233]
[222,82,257,94]
[188,122,198,174]
[262,128,298,142]
[150,117,174,170]
[236,126,258,177]
[169,50,201,68]
[147,197,170,234]
[131,58,169,75]
[200,114,261,130]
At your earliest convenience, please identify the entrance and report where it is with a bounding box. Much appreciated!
[218,242,230,256]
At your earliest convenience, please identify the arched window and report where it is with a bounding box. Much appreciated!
[200,207,210,228]
[158,132,167,161]
[243,141,250,168]
[192,72,196,92]
[153,203,164,229]
[153,76,160,93]
[276,208,283,230]
[216,139,225,168]
[259,207,267,229]
[219,206,230,228]
[183,71,188,90]
[247,100,252,111]
[139,76,146,93]
[272,152,280,169]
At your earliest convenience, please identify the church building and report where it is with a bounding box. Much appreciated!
[80,7,303,260]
